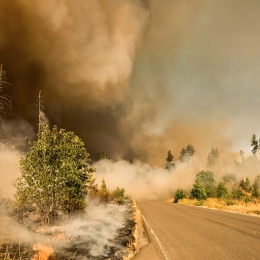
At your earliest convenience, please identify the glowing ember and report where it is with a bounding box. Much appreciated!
[32,243,54,260]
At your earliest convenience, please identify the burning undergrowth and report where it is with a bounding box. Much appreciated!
[0,202,136,260]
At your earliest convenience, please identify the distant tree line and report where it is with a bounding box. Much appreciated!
[174,170,260,203]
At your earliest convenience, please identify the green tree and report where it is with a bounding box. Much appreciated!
[112,187,126,205]
[100,150,110,160]
[251,134,258,155]
[216,182,229,198]
[166,150,175,169]
[13,124,95,225]
[232,186,245,200]
[179,148,187,162]
[174,189,186,203]
[191,181,207,201]
[179,144,195,163]
[186,143,195,157]
[252,175,260,198]
[99,179,109,204]
[195,170,216,197]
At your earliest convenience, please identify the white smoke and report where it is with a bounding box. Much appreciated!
[94,159,198,199]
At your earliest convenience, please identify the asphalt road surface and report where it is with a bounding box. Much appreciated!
[135,201,260,260]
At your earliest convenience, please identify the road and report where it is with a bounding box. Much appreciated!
[135,201,260,260]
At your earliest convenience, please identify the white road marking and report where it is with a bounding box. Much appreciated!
[142,215,171,260]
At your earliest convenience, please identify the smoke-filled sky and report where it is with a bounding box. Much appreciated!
[1,0,260,165]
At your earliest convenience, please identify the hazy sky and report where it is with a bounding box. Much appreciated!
[0,0,260,165]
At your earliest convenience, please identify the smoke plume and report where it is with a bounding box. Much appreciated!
[1,0,260,165]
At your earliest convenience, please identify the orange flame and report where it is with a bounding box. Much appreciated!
[32,243,54,260]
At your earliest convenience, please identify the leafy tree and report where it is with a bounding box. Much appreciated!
[174,189,186,203]
[13,124,95,225]
[166,150,175,169]
[195,170,216,197]
[252,175,260,198]
[99,179,109,204]
[251,134,258,155]
[217,182,229,198]
[179,144,195,163]
[191,181,207,201]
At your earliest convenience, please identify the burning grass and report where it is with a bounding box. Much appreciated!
[176,197,260,216]
[0,201,137,260]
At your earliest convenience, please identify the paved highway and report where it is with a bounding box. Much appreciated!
[135,201,260,260]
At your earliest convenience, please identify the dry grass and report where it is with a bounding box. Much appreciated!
[0,239,29,260]
[176,198,260,216]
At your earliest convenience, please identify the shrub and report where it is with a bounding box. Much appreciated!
[217,182,229,198]
[191,181,207,201]
[232,187,245,200]
[252,175,260,198]
[195,200,205,206]
[174,189,186,203]
[225,200,236,206]
[239,177,251,192]
[112,187,126,205]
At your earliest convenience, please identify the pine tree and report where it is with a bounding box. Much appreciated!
[186,144,195,157]
[99,179,109,204]
[166,150,175,169]
[179,148,187,162]
[100,150,110,160]
[179,144,195,163]
[252,175,260,198]
[251,134,258,155]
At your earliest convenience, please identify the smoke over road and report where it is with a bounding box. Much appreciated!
[1,0,260,165]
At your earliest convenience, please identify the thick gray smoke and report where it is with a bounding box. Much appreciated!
[1,0,260,165]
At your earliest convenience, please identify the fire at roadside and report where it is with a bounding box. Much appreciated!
[0,201,136,260]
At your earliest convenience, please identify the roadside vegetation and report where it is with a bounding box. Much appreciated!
[172,170,260,215]
[0,125,132,259]
[168,136,260,215]
[0,68,133,259]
